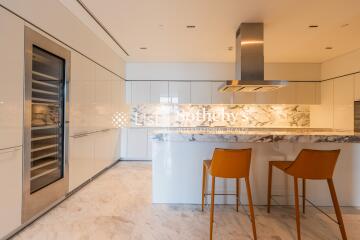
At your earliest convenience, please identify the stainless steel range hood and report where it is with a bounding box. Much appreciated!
[219,23,287,93]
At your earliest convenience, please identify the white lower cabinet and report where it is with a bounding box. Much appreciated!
[126,128,149,160]
[69,129,121,191]
[0,147,22,239]
[69,135,95,191]
[94,131,112,174]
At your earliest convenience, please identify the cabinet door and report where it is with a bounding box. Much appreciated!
[111,77,124,117]
[334,75,354,130]
[0,147,22,239]
[126,128,149,160]
[125,81,132,104]
[68,135,94,191]
[70,53,95,135]
[255,91,278,104]
[295,82,317,104]
[191,82,212,104]
[150,81,169,103]
[112,129,122,162]
[233,92,256,104]
[277,82,296,104]
[94,130,112,173]
[169,82,191,104]
[211,82,232,104]
[310,80,334,128]
[95,66,112,130]
[132,81,150,104]
[0,8,23,149]
[354,73,360,101]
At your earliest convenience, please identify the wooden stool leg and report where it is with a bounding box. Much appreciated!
[294,177,301,240]
[302,179,306,214]
[327,179,347,240]
[202,164,206,211]
[267,162,273,213]
[210,176,215,240]
[236,178,240,212]
[245,177,257,240]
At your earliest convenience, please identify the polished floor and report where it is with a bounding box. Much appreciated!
[12,162,360,240]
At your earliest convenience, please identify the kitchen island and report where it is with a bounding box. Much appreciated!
[151,128,360,206]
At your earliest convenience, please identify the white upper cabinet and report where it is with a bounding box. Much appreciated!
[125,81,132,104]
[110,75,124,114]
[295,82,320,104]
[256,90,278,104]
[233,92,256,104]
[211,82,232,104]
[0,8,23,149]
[70,53,95,135]
[276,82,296,104]
[95,66,112,130]
[333,75,354,130]
[169,82,191,104]
[150,81,169,103]
[131,81,150,104]
[354,73,360,100]
[190,82,212,104]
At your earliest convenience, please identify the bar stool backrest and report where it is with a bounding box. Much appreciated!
[285,149,341,179]
[209,148,252,178]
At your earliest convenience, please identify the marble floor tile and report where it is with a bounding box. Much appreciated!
[11,162,360,240]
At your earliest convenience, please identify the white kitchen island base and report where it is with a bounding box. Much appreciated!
[152,132,360,206]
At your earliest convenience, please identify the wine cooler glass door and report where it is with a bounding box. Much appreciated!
[30,46,65,193]
[23,27,69,223]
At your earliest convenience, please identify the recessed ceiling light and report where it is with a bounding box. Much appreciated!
[139,47,147,50]
[325,46,333,50]
[308,25,319,28]
[186,25,196,29]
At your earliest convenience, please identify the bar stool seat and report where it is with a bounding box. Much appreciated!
[202,148,257,240]
[267,149,347,240]
[269,161,292,170]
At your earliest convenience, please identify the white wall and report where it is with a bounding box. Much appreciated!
[321,48,360,80]
[0,0,125,77]
[126,62,321,81]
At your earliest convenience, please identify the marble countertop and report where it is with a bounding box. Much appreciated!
[149,128,360,143]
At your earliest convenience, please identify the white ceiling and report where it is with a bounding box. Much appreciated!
[62,0,360,63]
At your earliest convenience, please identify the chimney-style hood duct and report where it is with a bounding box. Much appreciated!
[219,23,287,93]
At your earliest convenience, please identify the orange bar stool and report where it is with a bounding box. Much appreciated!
[202,148,257,240]
[267,149,347,240]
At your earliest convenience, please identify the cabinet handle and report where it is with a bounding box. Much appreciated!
[0,146,22,154]
[72,133,89,138]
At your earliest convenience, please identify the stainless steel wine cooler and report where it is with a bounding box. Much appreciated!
[22,27,70,222]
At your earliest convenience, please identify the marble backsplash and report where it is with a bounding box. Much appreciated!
[130,104,310,128]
